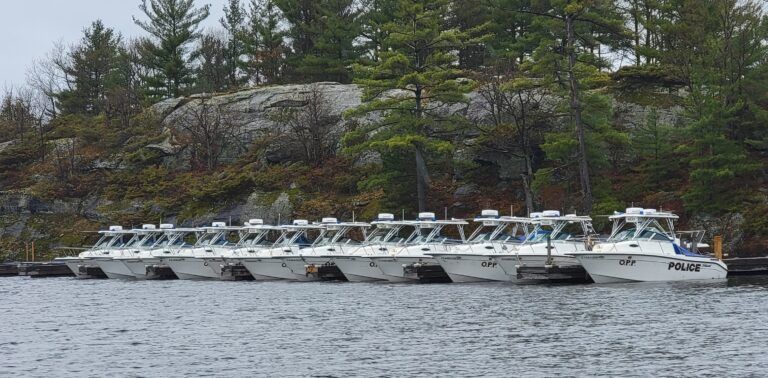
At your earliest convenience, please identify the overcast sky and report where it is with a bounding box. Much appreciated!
[0,0,229,88]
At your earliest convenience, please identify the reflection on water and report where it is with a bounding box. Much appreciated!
[1,276,767,377]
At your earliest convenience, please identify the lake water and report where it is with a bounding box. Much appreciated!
[2,276,768,377]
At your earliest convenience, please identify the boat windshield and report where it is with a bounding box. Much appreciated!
[168,233,189,247]
[612,227,672,242]
[526,231,572,243]
[109,236,129,247]
[240,232,273,246]
[95,236,114,248]
[153,234,173,247]
[140,234,161,247]
[470,231,519,243]
[196,233,219,246]
[122,236,142,248]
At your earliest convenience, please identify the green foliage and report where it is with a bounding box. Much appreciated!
[133,0,211,98]
[680,100,760,214]
[220,0,248,87]
[57,20,123,116]
[244,0,287,83]
[275,0,362,83]
[349,0,488,211]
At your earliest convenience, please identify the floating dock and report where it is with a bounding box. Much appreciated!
[516,264,593,283]
[306,264,348,281]
[145,265,177,280]
[0,263,19,276]
[725,257,768,276]
[404,263,452,283]
[77,265,108,279]
[221,264,254,281]
[17,262,75,278]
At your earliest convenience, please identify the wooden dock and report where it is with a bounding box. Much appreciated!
[17,262,75,278]
[725,257,768,276]
[0,263,19,276]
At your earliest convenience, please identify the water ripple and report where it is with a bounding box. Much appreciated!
[1,276,767,376]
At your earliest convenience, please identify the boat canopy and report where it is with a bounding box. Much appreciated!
[607,208,678,241]
[467,212,533,243]
[524,210,594,242]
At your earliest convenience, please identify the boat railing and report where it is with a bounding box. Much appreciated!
[676,230,707,254]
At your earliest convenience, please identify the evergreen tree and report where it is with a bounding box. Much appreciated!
[133,0,211,98]
[508,0,630,213]
[220,0,247,88]
[193,32,230,93]
[57,20,122,116]
[672,0,767,214]
[348,0,487,212]
[244,0,287,84]
[358,0,397,63]
[275,0,362,83]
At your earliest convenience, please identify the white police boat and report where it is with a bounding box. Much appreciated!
[217,219,282,277]
[115,224,200,279]
[277,218,370,281]
[429,210,532,283]
[369,212,467,283]
[92,224,162,279]
[572,208,728,283]
[55,225,132,278]
[493,211,595,281]
[236,220,322,280]
[164,222,243,280]
[332,213,415,282]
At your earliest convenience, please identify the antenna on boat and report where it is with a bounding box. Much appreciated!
[229,216,232,226]
[444,207,448,220]
[352,211,355,223]
[510,204,514,216]
[402,209,405,220]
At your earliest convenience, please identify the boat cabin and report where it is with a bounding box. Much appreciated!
[525,211,594,243]
[607,208,677,243]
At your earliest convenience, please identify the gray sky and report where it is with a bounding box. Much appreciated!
[0,0,229,88]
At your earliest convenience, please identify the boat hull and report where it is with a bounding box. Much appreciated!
[165,257,222,280]
[432,254,515,282]
[494,254,581,276]
[56,257,86,278]
[93,259,136,279]
[574,253,728,283]
[372,257,438,282]
[240,258,296,280]
[120,259,148,279]
[281,256,338,281]
[333,257,391,282]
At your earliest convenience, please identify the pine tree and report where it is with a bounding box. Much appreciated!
[57,20,122,116]
[275,0,362,83]
[673,0,766,214]
[220,0,247,88]
[193,32,230,93]
[358,0,397,63]
[244,0,286,84]
[504,0,630,213]
[348,0,487,212]
[133,0,211,98]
